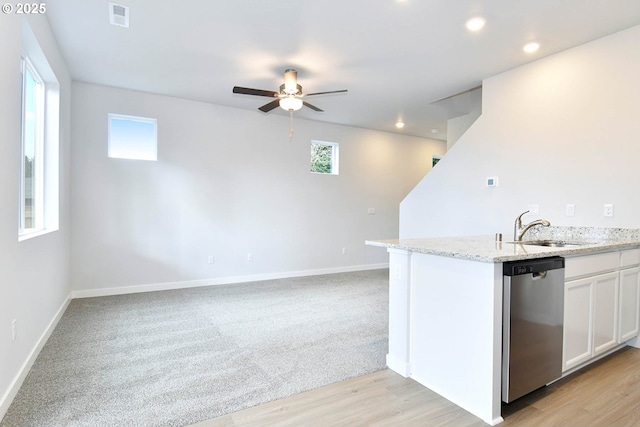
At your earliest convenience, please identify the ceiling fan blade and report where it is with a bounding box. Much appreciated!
[305,89,348,97]
[233,86,279,97]
[303,101,324,112]
[258,99,281,112]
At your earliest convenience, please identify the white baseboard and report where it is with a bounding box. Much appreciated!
[71,263,389,299]
[0,294,72,421]
[386,354,411,378]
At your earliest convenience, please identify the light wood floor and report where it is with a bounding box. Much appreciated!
[190,346,640,427]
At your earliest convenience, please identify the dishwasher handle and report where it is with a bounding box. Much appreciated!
[532,270,548,280]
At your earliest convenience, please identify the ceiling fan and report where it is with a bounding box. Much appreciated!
[232,69,347,113]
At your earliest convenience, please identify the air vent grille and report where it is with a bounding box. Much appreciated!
[109,2,129,28]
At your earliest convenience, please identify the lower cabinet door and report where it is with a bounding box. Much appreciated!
[592,272,619,356]
[619,267,640,343]
[563,277,594,371]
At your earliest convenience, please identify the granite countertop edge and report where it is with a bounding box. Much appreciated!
[365,230,640,263]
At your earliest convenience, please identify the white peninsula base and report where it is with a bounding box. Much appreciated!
[371,231,640,425]
[387,248,504,426]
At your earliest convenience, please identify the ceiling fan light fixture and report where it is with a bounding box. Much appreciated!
[233,68,346,114]
[280,97,303,111]
[283,69,298,94]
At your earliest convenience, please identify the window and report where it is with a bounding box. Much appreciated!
[20,57,44,232]
[108,114,158,161]
[19,22,61,241]
[310,140,339,175]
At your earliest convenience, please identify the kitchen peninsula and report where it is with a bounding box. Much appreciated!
[366,228,640,425]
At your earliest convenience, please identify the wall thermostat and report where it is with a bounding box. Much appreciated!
[486,177,499,187]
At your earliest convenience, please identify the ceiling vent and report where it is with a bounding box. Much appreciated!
[109,2,129,28]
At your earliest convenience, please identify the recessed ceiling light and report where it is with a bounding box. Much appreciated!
[431,128,439,134]
[465,17,486,32]
[395,121,405,129]
[523,42,540,53]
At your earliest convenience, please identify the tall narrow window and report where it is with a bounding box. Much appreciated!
[310,140,339,175]
[20,57,45,232]
[19,22,60,241]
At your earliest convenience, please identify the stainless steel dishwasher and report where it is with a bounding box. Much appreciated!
[502,256,565,403]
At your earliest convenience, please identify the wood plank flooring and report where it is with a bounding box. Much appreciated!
[190,346,640,427]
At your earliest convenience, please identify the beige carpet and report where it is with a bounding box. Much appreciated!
[0,269,389,427]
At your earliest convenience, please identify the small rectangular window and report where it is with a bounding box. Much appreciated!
[108,114,158,161]
[310,140,339,175]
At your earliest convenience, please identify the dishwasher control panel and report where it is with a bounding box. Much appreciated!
[503,256,564,276]
[514,265,533,275]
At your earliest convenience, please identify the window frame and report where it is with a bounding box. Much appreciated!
[19,20,61,242]
[108,113,158,161]
[19,56,46,235]
[310,140,339,175]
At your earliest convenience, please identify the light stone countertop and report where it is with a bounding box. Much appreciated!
[366,227,640,263]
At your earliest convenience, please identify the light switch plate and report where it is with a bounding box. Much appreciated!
[566,204,575,217]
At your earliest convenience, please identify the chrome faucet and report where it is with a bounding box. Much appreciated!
[513,210,551,241]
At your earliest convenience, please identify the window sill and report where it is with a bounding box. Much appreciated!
[19,227,58,242]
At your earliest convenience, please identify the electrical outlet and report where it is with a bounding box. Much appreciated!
[367,208,375,215]
[247,252,253,262]
[207,255,214,264]
[604,204,614,217]
[566,204,575,217]
[11,319,16,342]
[342,247,347,255]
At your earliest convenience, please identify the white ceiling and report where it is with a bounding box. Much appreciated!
[45,0,640,141]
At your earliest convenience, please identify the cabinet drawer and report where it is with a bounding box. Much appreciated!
[621,249,640,268]
[565,252,620,280]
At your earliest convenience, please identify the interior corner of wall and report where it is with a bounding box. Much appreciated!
[446,110,482,150]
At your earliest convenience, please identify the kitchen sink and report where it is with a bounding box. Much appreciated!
[517,240,588,248]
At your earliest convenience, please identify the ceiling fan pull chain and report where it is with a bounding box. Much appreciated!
[289,110,294,142]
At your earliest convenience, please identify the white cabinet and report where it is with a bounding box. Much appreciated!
[619,266,640,342]
[563,248,640,372]
[563,271,619,371]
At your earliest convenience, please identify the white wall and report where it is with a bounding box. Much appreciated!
[401,25,640,239]
[70,83,445,293]
[0,15,71,417]
[447,110,481,150]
